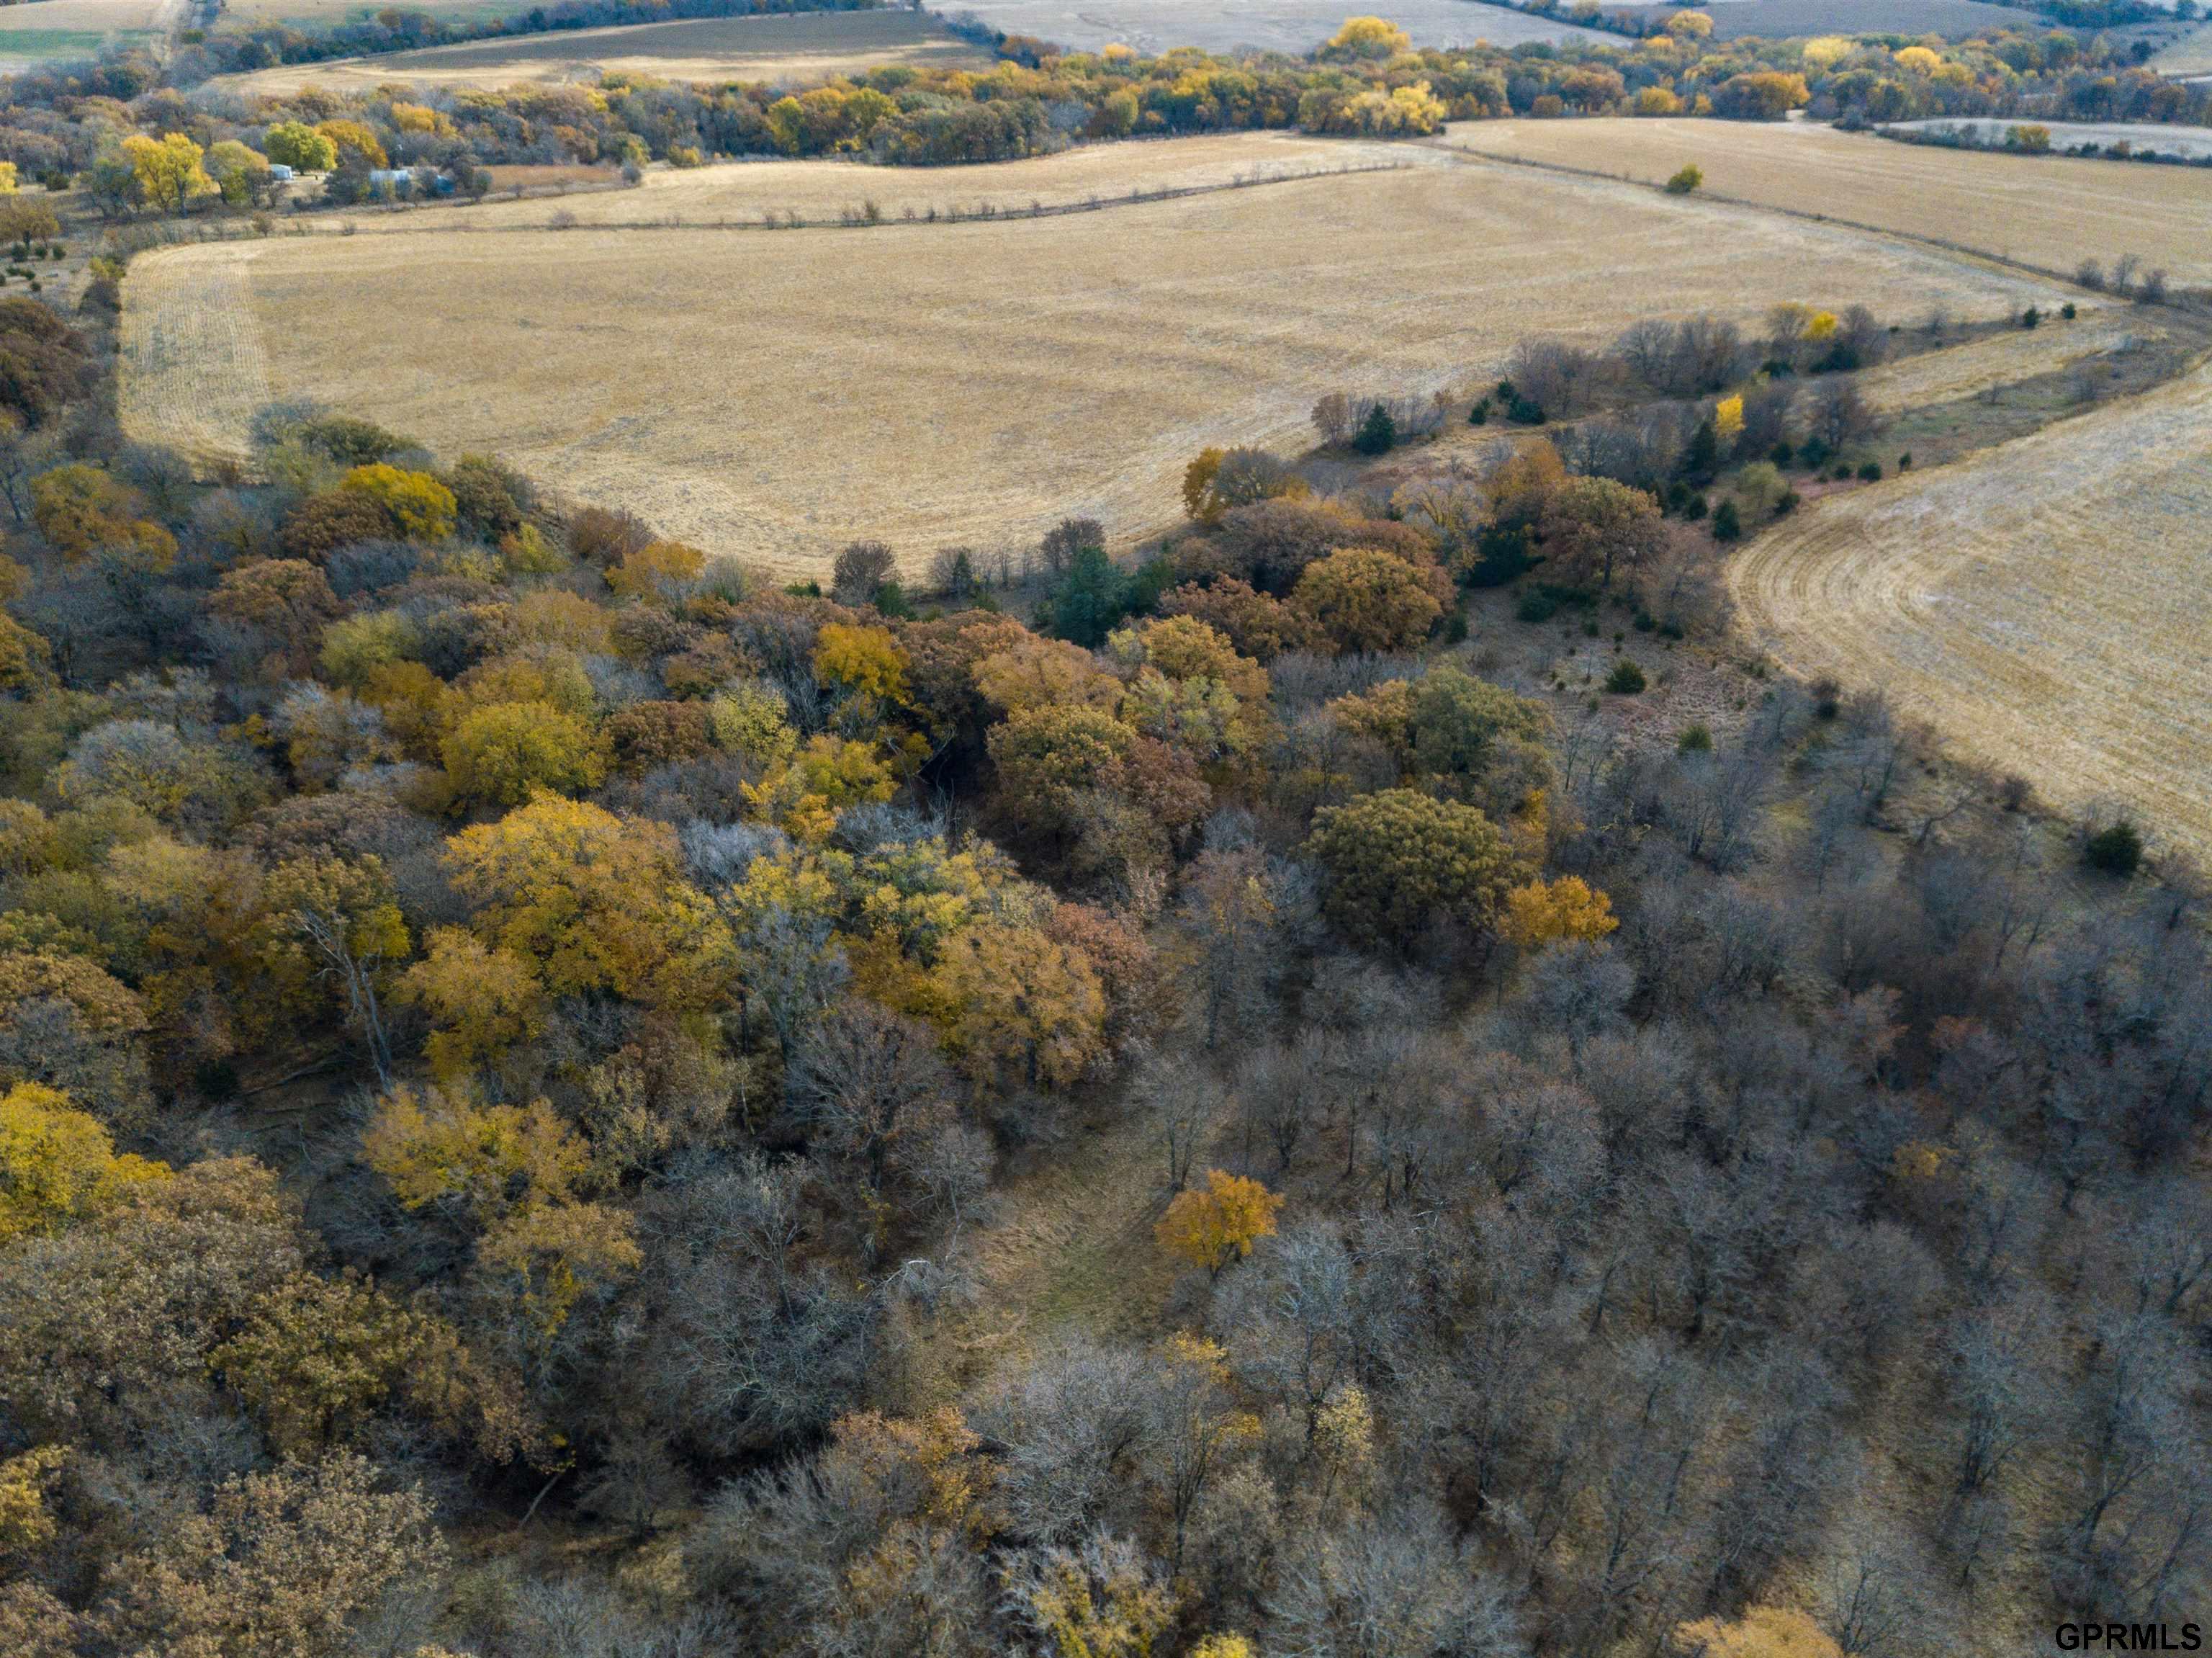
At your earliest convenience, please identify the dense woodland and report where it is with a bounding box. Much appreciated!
[0,182,2206,1657]
[0,6,2200,195]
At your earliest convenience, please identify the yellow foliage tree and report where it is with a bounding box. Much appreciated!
[1014,1533,1180,1658]
[1714,393,1745,442]
[830,1407,989,1533]
[708,683,800,767]
[1155,1168,1284,1279]
[0,1082,168,1240]
[30,463,171,567]
[1313,1382,1376,1503]
[477,1198,641,1338]
[1292,546,1448,654]
[973,632,1123,715]
[387,102,456,138]
[744,733,899,840]
[456,649,597,720]
[121,133,215,214]
[927,920,1106,1091]
[813,622,912,707]
[338,465,456,542]
[1190,1639,1256,1658]
[1800,35,1853,71]
[607,539,705,601]
[441,699,608,807]
[442,795,732,1008]
[361,1083,588,1222]
[315,118,388,168]
[396,926,548,1084]
[1500,876,1619,953]
[0,1446,64,1553]
[1805,310,1840,342]
[1324,15,1411,57]
[1183,446,1228,524]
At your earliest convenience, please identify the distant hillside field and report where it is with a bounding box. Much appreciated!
[218,0,523,24]
[1439,118,2212,286]
[210,8,989,96]
[0,0,174,64]
[2154,22,2212,76]
[120,138,2061,577]
[928,0,1617,54]
[1614,0,2032,39]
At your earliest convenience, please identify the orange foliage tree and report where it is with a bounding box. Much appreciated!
[1155,1168,1284,1279]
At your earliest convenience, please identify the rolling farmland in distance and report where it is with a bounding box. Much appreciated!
[1438,118,2212,286]
[120,143,2063,575]
[210,8,990,97]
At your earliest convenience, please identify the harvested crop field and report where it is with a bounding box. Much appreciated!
[0,0,174,63]
[1732,359,2212,857]
[120,149,2064,578]
[318,130,1429,234]
[1856,310,2137,414]
[1439,118,2212,286]
[939,0,1613,53]
[211,9,989,96]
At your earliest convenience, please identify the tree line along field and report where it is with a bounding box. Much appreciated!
[1618,0,2034,39]
[1731,357,2212,858]
[119,145,2066,578]
[209,8,991,97]
[1888,117,2212,163]
[1439,118,2212,287]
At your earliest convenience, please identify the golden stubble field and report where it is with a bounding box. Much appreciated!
[1731,359,2212,856]
[0,0,178,62]
[1856,308,2137,415]
[319,131,1431,234]
[120,144,2065,576]
[1439,118,2212,287]
[211,8,989,97]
